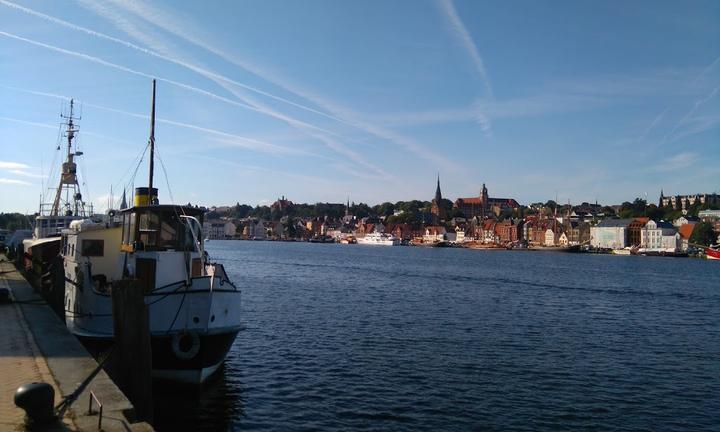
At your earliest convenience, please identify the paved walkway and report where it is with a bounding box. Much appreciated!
[0,259,75,430]
[0,257,153,431]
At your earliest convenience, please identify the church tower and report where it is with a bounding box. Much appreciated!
[431,174,444,223]
[659,189,664,208]
[481,183,489,215]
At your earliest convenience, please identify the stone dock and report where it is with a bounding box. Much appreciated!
[0,256,153,431]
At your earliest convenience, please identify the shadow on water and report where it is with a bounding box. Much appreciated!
[152,365,245,432]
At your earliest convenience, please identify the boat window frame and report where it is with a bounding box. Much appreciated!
[81,239,104,257]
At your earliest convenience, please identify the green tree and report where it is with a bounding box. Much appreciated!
[689,222,718,246]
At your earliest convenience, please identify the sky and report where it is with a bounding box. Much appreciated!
[1,0,718,213]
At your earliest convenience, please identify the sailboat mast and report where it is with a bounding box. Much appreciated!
[148,79,156,196]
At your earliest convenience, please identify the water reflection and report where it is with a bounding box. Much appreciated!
[153,362,245,431]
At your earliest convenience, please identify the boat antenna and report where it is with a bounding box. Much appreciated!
[148,79,156,202]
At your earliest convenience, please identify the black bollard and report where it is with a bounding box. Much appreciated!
[14,382,56,426]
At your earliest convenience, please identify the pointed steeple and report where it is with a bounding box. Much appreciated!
[659,189,664,207]
[120,189,127,210]
[434,173,442,202]
[345,196,350,217]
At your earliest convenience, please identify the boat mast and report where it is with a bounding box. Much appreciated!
[148,79,156,201]
[51,99,84,217]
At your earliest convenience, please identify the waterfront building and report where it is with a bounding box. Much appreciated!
[590,219,634,249]
[423,226,447,243]
[544,229,556,246]
[386,223,413,241]
[455,226,467,243]
[640,220,680,252]
[242,219,267,240]
[203,220,237,239]
[453,183,519,218]
[627,217,649,247]
[677,224,696,251]
[562,220,591,245]
[494,220,519,244]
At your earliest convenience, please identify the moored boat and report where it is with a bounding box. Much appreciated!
[22,99,92,281]
[63,80,242,384]
[356,231,400,246]
[706,246,720,260]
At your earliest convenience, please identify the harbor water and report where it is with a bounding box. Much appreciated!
[154,241,720,431]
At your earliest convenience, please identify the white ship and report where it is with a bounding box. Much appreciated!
[63,80,242,383]
[356,231,400,246]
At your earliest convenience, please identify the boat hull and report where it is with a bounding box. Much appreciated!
[706,247,720,260]
[150,330,239,383]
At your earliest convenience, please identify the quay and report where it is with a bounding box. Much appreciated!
[0,255,153,431]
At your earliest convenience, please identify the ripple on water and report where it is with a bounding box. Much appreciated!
[153,242,720,431]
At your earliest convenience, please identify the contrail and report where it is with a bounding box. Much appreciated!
[0,116,57,129]
[0,30,341,138]
[213,79,392,179]
[437,0,494,100]
[663,84,720,143]
[0,0,350,126]
[2,85,309,156]
[81,0,454,168]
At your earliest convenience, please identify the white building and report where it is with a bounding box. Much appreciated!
[455,226,466,243]
[640,220,680,252]
[589,219,633,249]
[544,229,556,246]
[698,209,720,220]
[242,219,266,240]
[423,226,447,243]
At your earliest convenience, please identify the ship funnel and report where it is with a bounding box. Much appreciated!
[134,187,158,206]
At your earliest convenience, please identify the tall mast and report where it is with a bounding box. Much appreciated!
[148,79,156,198]
[51,99,84,216]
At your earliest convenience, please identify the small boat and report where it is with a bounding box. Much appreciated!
[705,246,720,260]
[356,231,400,246]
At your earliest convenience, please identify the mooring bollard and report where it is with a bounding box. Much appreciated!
[14,382,56,426]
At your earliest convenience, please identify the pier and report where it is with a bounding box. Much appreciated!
[0,255,152,431]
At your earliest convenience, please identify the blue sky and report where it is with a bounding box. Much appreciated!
[1,0,718,213]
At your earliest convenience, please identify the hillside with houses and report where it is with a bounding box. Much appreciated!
[199,181,720,256]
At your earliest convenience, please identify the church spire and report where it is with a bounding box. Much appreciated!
[434,173,442,202]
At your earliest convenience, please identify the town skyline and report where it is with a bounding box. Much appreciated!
[1,0,719,213]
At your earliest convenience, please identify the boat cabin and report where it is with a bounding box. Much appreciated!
[119,205,204,253]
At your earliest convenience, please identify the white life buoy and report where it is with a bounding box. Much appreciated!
[171,331,200,360]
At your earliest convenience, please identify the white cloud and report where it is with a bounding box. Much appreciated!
[650,152,698,172]
[8,170,46,178]
[0,161,30,170]
[0,178,31,186]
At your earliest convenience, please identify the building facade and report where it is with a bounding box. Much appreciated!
[453,183,519,218]
[590,219,633,249]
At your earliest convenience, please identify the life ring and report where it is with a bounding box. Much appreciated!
[171,331,200,360]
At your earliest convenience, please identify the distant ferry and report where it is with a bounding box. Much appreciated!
[356,232,400,246]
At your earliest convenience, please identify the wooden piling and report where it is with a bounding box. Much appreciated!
[109,279,153,423]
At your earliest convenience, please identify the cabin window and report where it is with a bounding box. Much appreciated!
[81,239,104,257]
[139,213,159,246]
